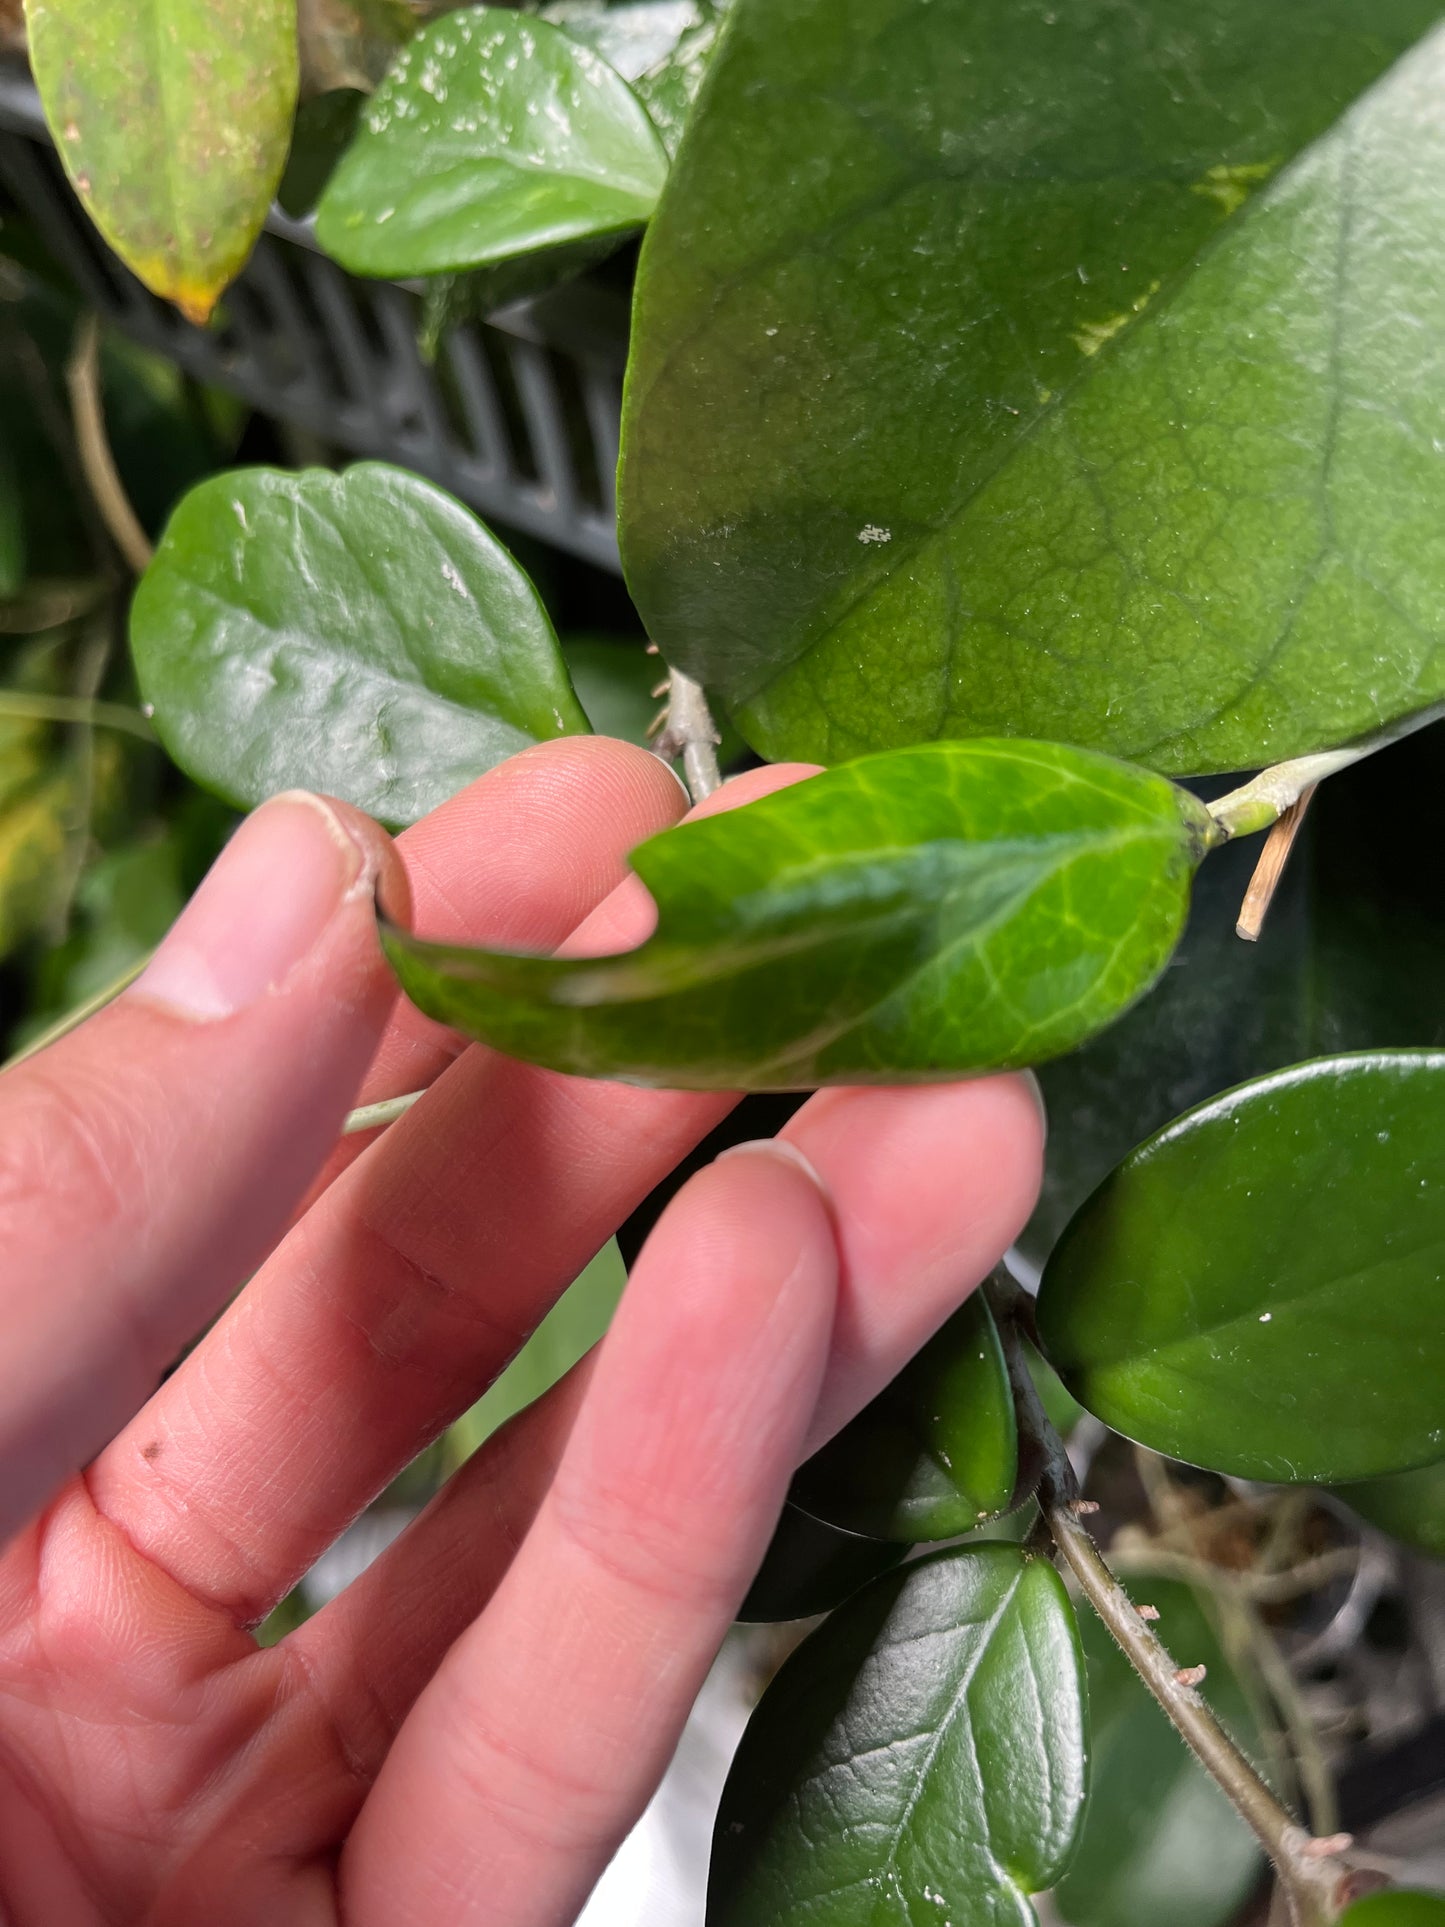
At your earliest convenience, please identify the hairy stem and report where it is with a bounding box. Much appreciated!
[653,665,721,804]
[0,953,151,1073]
[1209,703,1443,841]
[989,1278,1353,1927]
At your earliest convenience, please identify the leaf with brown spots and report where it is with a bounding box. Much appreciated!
[25,0,298,322]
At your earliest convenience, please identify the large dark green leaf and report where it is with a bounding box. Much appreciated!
[1025,727,1445,1267]
[1055,1579,1263,1927]
[26,0,297,322]
[1334,1459,1445,1561]
[792,1292,1018,1542]
[709,1544,1088,1926]
[130,463,589,828]
[736,1502,905,1624]
[1037,1053,1445,1483]
[620,0,1445,775]
[315,7,668,278]
[384,739,1216,1089]
[1341,1898,1445,1927]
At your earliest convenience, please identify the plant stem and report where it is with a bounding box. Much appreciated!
[1208,703,1444,841]
[989,1278,1353,1927]
[0,690,157,743]
[65,314,154,577]
[0,953,151,1073]
[342,1089,425,1135]
[653,665,722,804]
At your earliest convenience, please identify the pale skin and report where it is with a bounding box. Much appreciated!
[0,737,1045,1926]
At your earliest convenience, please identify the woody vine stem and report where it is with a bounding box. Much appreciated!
[987,1275,1362,1927]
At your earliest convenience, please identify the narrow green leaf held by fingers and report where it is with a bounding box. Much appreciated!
[384,739,1217,1090]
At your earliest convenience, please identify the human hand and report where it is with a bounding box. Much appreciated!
[0,738,1044,1927]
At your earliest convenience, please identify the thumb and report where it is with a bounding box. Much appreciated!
[0,791,408,1543]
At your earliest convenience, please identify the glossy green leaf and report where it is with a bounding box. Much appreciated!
[384,738,1215,1090]
[1341,1897,1445,1927]
[736,1503,905,1625]
[620,0,1445,775]
[1025,728,1445,1267]
[1334,1459,1445,1561]
[1038,1053,1445,1483]
[1055,1579,1263,1927]
[26,0,297,322]
[442,1240,626,1466]
[130,463,589,828]
[709,1544,1088,1926]
[792,1292,1018,1542]
[315,7,669,279]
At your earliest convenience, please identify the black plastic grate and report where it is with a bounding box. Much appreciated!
[0,67,628,572]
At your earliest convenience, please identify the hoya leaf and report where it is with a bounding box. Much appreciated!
[25,0,297,322]
[384,739,1216,1090]
[792,1291,1018,1542]
[737,1503,905,1625]
[709,1544,1088,1926]
[1026,728,1445,1267]
[1056,1578,1264,1927]
[1341,1898,1445,1927]
[1037,1053,1445,1483]
[315,7,669,279]
[538,0,726,155]
[442,1240,627,1466]
[1334,1459,1445,1562]
[620,0,1445,775]
[130,463,589,828]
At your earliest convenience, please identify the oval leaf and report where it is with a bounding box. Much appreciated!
[27,0,297,322]
[315,6,669,278]
[130,463,589,828]
[1056,1578,1264,1927]
[1037,1053,1445,1483]
[709,1544,1088,1926]
[1334,1459,1445,1561]
[383,739,1215,1088]
[620,0,1445,775]
[792,1292,1018,1542]
[737,1503,905,1625]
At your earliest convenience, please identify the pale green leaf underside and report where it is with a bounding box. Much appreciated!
[621,0,1445,776]
[316,6,669,278]
[708,1545,1088,1926]
[383,739,1215,1091]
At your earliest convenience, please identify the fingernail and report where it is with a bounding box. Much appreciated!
[717,1136,832,1199]
[1019,1069,1049,1149]
[130,793,385,1021]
